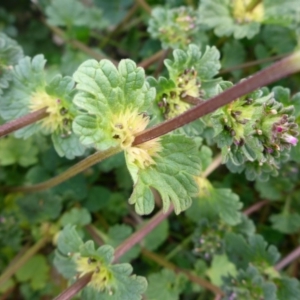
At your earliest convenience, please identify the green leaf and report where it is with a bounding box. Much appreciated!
[270,212,300,234]
[165,44,221,81]
[45,0,106,29]
[199,0,262,39]
[0,136,39,167]
[275,277,300,300]
[186,179,242,225]
[225,233,280,273]
[73,59,155,151]
[51,131,86,159]
[206,254,237,286]
[264,0,300,28]
[93,0,133,26]
[221,40,246,79]
[82,186,111,212]
[128,134,201,215]
[56,225,84,255]
[60,207,91,227]
[255,175,295,201]
[145,269,187,300]
[0,33,23,94]
[15,255,49,290]
[16,192,62,224]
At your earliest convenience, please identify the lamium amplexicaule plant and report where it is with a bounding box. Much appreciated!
[1,0,300,299]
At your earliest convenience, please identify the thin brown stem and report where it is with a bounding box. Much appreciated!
[135,0,151,14]
[154,48,171,77]
[275,245,300,271]
[133,51,300,146]
[7,146,121,193]
[100,4,139,48]
[141,247,223,296]
[54,273,93,300]
[202,154,222,178]
[0,108,48,138]
[0,236,49,286]
[45,22,118,65]
[243,200,269,216]
[138,49,166,69]
[219,53,290,75]
[85,224,104,246]
[246,0,262,12]
[114,206,173,261]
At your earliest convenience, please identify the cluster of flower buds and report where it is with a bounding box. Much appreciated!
[193,221,225,260]
[222,268,266,300]
[211,89,299,180]
[158,67,202,119]
[152,6,199,49]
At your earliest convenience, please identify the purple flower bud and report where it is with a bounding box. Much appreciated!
[283,134,298,146]
[275,126,283,133]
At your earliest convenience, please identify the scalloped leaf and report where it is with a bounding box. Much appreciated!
[0,33,23,94]
[16,191,62,224]
[165,44,221,82]
[186,179,243,225]
[199,0,262,39]
[15,254,49,290]
[0,136,39,167]
[270,213,300,234]
[60,207,91,227]
[145,269,187,300]
[225,233,280,272]
[73,59,155,150]
[127,134,201,215]
[45,0,106,30]
[275,277,300,300]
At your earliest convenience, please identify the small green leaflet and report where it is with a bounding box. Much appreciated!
[127,134,201,215]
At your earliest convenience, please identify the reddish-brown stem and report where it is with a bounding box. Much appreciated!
[275,245,300,271]
[133,51,300,145]
[54,273,93,300]
[114,206,174,261]
[84,224,104,246]
[135,0,151,14]
[243,200,269,216]
[154,48,171,77]
[0,108,48,138]
[138,49,166,69]
[45,22,118,65]
[219,53,290,75]
[141,247,224,296]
